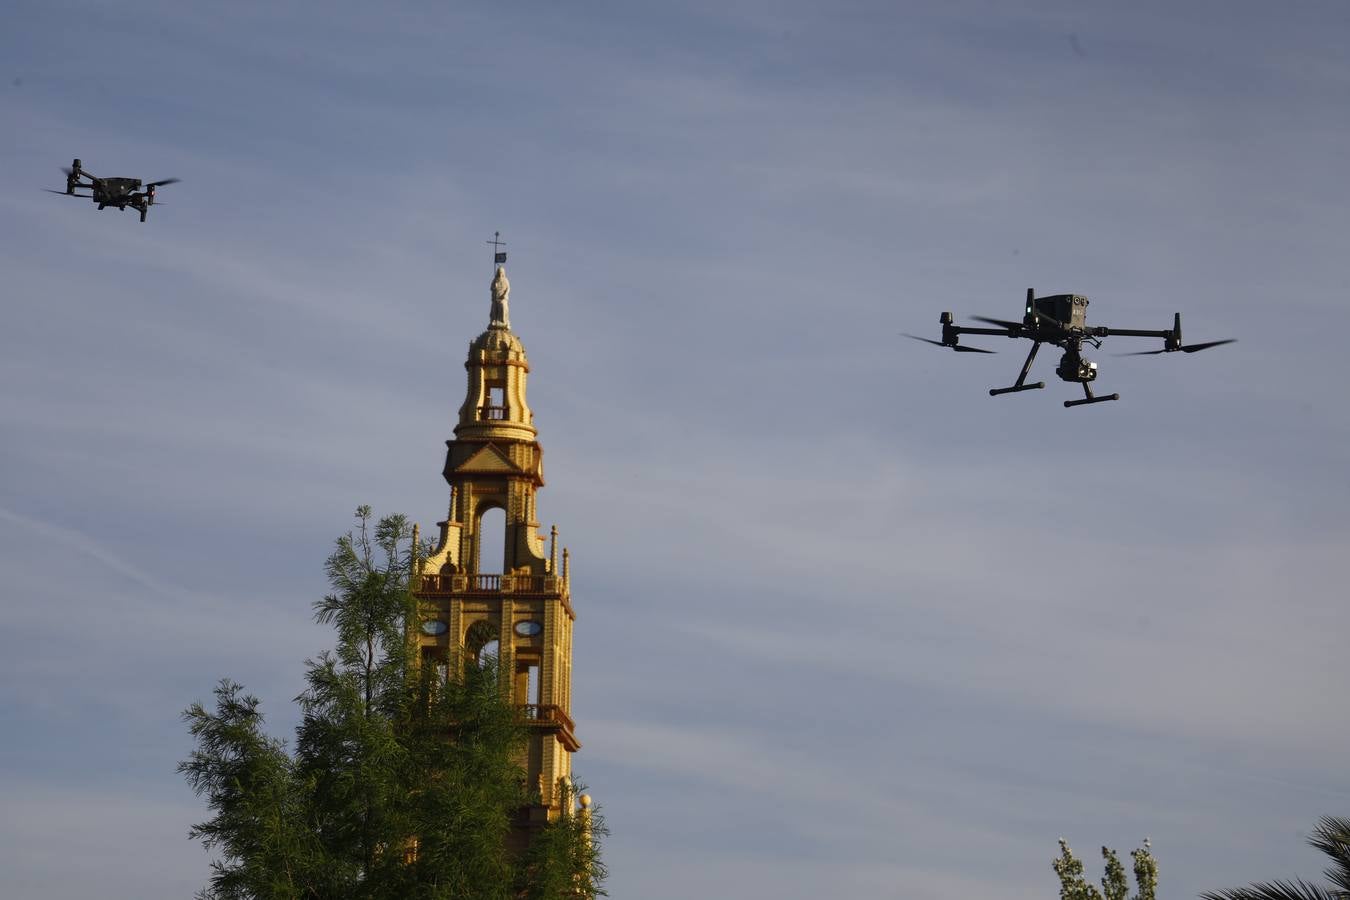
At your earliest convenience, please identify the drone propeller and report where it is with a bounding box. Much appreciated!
[902,333,996,354]
[145,179,179,206]
[970,315,1024,330]
[1119,339,1236,356]
[1177,338,1236,353]
[44,189,92,197]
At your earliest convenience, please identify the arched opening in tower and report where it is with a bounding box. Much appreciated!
[478,638,500,668]
[465,619,499,669]
[483,381,507,420]
[514,656,541,707]
[527,660,540,704]
[477,507,505,574]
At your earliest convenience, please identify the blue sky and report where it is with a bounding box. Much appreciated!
[2,2,1348,898]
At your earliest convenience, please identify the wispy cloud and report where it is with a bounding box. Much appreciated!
[3,2,1349,899]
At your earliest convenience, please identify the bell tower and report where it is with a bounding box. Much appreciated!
[414,260,580,838]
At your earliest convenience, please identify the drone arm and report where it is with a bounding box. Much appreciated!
[1101,316,1234,355]
[1098,312,1182,341]
[1095,327,1171,338]
[947,325,1021,338]
[914,311,1017,353]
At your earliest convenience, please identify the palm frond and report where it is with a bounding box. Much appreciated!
[1201,878,1341,900]
[1308,816,1350,895]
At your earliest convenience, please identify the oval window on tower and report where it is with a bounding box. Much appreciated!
[421,620,449,636]
[514,620,543,637]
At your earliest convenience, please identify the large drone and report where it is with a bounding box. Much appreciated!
[907,289,1234,408]
[46,158,179,223]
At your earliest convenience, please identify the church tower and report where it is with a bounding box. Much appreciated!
[413,259,580,840]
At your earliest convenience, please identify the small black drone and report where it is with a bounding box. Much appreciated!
[46,158,179,223]
[907,289,1234,408]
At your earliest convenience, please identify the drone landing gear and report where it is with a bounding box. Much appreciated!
[991,382,1045,396]
[990,342,1046,397]
[1064,382,1119,408]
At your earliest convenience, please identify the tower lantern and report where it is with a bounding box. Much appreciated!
[414,259,580,843]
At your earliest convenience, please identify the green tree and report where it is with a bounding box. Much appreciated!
[181,507,605,900]
[180,680,330,900]
[514,782,608,900]
[1201,816,1350,900]
[1053,838,1158,900]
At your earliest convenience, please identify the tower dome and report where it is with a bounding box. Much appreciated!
[455,264,536,442]
[470,327,526,354]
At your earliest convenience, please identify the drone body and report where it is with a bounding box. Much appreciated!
[47,158,179,223]
[908,289,1234,408]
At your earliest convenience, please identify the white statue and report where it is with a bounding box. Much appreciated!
[490,266,510,329]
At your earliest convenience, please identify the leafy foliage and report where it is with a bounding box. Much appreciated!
[181,681,329,900]
[1201,816,1350,900]
[181,507,605,900]
[1052,838,1157,900]
[514,782,608,899]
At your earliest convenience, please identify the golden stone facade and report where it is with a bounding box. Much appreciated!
[414,265,579,834]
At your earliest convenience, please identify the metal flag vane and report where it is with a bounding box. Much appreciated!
[487,231,507,268]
